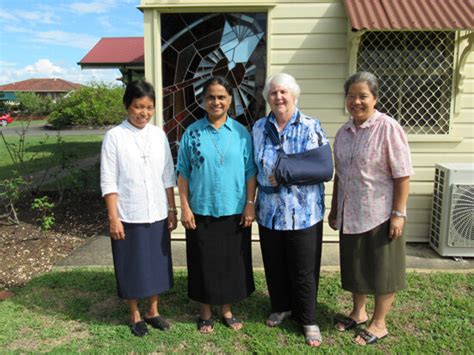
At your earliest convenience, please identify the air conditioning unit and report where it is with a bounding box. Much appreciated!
[429,163,474,257]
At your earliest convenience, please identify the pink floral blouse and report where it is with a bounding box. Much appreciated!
[333,110,414,234]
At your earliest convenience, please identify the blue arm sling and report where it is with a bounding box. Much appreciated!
[264,116,333,187]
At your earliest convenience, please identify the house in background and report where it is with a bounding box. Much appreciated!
[0,78,82,104]
[81,0,474,245]
[78,37,144,84]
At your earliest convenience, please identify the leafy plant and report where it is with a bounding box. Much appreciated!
[48,82,125,128]
[67,162,101,195]
[0,175,27,224]
[1,124,27,177]
[31,196,55,230]
[16,92,55,116]
[35,133,80,203]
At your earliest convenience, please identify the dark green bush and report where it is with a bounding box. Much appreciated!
[48,83,125,128]
[16,92,55,116]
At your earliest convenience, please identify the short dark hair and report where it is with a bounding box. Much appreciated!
[123,80,156,109]
[344,71,380,98]
[202,76,233,96]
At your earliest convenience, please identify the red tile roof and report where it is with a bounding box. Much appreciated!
[0,78,82,92]
[345,0,474,30]
[78,37,144,65]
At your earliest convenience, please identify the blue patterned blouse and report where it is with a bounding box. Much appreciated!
[177,116,256,217]
[252,109,329,230]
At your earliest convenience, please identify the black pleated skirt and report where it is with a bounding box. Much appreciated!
[111,219,173,299]
[186,214,255,305]
[339,219,406,295]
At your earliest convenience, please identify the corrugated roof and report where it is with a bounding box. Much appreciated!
[78,37,144,65]
[345,0,474,31]
[0,78,82,92]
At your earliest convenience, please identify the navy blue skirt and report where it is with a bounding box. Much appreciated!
[111,219,173,299]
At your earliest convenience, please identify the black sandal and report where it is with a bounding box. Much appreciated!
[145,315,171,331]
[130,320,148,337]
[197,317,214,333]
[354,329,388,345]
[222,315,242,330]
[335,315,367,332]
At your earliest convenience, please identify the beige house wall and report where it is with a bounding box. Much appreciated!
[141,0,474,242]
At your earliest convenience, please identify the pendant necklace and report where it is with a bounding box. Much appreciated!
[208,129,230,165]
[135,129,151,165]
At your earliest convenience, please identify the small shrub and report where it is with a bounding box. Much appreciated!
[68,162,101,194]
[16,92,55,116]
[49,82,125,128]
[31,196,55,230]
[0,176,27,224]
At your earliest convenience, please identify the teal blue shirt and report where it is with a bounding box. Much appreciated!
[177,116,257,217]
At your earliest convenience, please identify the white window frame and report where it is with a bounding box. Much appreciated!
[141,2,275,127]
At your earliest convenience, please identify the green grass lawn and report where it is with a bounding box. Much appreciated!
[0,135,103,180]
[0,269,472,353]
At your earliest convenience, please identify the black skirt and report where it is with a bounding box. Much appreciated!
[186,214,255,305]
[339,219,406,295]
[111,219,173,299]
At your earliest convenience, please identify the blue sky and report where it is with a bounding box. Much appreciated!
[0,0,143,85]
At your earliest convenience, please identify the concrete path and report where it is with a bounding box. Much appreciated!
[55,234,474,272]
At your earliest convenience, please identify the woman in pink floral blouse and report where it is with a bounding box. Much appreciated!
[328,72,414,346]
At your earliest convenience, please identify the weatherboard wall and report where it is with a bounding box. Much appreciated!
[141,0,474,242]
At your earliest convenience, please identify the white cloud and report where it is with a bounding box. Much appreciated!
[23,59,64,76]
[35,31,98,50]
[16,10,56,24]
[0,9,58,25]
[98,16,114,31]
[0,59,122,86]
[2,25,33,34]
[64,67,123,85]
[2,25,98,50]
[0,60,16,68]
[0,11,16,21]
[68,0,117,14]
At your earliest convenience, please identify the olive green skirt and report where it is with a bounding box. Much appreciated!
[339,219,406,295]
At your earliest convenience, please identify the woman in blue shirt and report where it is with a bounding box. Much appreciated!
[177,76,257,334]
[252,73,332,347]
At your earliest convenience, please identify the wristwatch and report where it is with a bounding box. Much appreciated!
[391,210,406,219]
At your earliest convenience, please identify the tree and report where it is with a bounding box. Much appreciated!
[16,92,55,116]
[48,83,125,128]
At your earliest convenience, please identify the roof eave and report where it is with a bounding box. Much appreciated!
[79,63,144,69]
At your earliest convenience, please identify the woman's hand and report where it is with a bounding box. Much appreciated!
[240,203,256,228]
[389,215,405,239]
[328,208,338,231]
[168,211,178,231]
[268,174,278,187]
[109,217,125,240]
[180,206,196,230]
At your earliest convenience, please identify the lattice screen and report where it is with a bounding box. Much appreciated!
[357,31,455,134]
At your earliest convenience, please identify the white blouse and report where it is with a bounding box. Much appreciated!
[100,120,176,223]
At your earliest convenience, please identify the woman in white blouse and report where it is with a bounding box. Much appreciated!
[100,80,177,337]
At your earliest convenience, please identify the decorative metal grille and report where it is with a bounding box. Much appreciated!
[357,31,455,134]
[449,184,474,246]
[161,13,267,162]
